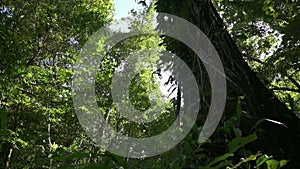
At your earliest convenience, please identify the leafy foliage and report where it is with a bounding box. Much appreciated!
[214,0,300,115]
[0,0,114,168]
[0,0,299,168]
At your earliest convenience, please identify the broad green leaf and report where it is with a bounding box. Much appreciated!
[205,153,233,167]
[228,133,257,153]
[266,159,279,169]
[256,154,272,167]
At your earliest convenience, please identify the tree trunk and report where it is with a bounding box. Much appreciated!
[156,0,300,168]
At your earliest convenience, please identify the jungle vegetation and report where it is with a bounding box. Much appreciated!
[0,0,299,168]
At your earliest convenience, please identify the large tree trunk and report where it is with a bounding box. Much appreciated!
[156,0,300,168]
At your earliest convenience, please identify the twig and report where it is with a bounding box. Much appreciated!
[6,148,12,168]
[269,87,300,93]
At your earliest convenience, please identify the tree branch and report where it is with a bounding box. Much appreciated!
[243,55,264,64]
[269,87,300,93]
[288,76,300,90]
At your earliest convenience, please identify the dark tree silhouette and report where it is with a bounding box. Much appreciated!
[156,0,300,168]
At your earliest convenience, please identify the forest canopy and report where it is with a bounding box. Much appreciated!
[0,0,299,168]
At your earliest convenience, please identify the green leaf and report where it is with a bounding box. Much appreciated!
[228,133,257,153]
[111,154,128,169]
[206,153,233,167]
[266,159,280,169]
[250,119,287,133]
[231,154,258,169]
[213,161,230,169]
[279,160,288,167]
[256,154,272,167]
